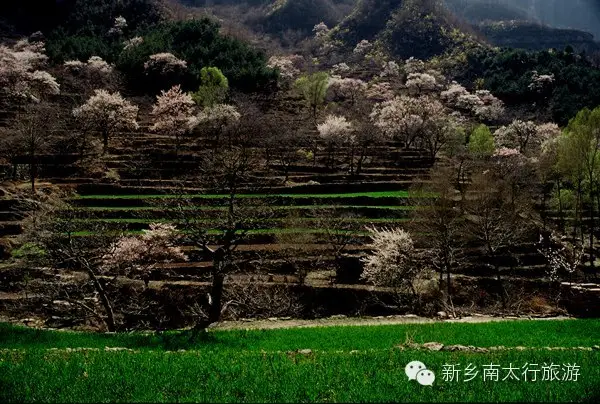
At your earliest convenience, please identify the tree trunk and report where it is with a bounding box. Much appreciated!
[589,184,595,271]
[356,144,366,175]
[446,265,451,304]
[208,271,225,324]
[349,143,355,176]
[30,161,36,193]
[102,130,109,155]
[87,269,116,332]
[496,264,506,309]
[557,181,565,232]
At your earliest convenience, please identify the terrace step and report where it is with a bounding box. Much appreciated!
[73,181,417,197]
[0,211,26,221]
[70,205,414,220]
[0,222,22,236]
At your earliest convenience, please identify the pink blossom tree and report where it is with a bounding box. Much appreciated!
[103,223,187,288]
[150,85,199,155]
[73,89,139,154]
[370,95,447,153]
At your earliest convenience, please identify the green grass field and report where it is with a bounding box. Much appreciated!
[1,320,598,402]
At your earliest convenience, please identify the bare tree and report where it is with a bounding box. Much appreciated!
[0,102,62,192]
[19,195,184,331]
[163,132,270,333]
[19,198,122,331]
[410,166,464,306]
[463,170,536,308]
[314,211,362,284]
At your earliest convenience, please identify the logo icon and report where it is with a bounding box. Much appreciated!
[405,360,435,386]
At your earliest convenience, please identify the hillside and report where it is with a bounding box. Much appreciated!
[445,0,600,40]
[478,21,600,53]
[253,0,342,38]
[331,0,480,59]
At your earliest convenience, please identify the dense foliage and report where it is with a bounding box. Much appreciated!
[1,1,276,94]
[116,19,277,93]
[460,47,600,124]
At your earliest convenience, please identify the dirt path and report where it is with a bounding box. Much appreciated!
[210,314,573,331]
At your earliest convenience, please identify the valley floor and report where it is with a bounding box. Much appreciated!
[0,319,598,402]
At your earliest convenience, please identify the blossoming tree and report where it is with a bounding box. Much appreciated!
[361,227,421,297]
[73,89,139,154]
[151,85,199,155]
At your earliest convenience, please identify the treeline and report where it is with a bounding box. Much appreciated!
[1,0,277,94]
[459,47,600,125]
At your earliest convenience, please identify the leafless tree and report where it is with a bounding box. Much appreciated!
[162,131,272,334]
[463,170,536,308]
[410,166,465,306]
[0,102,63,192]
[19,197,122,331]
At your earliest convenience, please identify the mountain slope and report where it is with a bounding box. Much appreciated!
[331,0,480,60]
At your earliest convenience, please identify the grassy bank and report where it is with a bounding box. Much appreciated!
[0,320,598,402]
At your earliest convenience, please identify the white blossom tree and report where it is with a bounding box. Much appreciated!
[197,104,241,146]
[529,70,555,93]
[353,39,373,56]
[0,40,59,104]
[361,227,420,296]
[494,120,556,156]
[405,72,438,95]
[330,62,351,75]
[73,89,139,154]
[365,81,395,102]
[86,56,114,76]
[267,55,302,83]
[151,85,199,155]
[144,53,188,76]
[370,95,446,151]
[380,60,400,77]
[404,57,425,74]
[441,83,504,122]
[327,77,367,105]
[123,36,144,51]
[313,22,330,39]
[63,56,118,95]
[108,15,128,35]
[317,114,354,169]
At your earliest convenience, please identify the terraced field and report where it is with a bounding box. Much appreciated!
[1,117,594,328]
